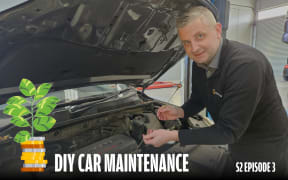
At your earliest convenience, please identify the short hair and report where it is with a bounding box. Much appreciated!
[176,6,217,28]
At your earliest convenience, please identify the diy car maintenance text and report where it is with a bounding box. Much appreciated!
[54,153,189,173]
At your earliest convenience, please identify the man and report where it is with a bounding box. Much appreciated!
[142,6,288,176]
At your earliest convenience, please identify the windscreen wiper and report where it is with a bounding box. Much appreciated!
[58,87,133,114]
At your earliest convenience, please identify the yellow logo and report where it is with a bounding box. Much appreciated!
[212,89,223,98]
[20,137,47,172]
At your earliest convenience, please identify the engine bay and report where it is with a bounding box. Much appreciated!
[40,101,227,176]
[0,95,228,177]
[44,101,181,154]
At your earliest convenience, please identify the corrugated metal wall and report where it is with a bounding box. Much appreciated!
[255,0,288,80]
[256,0,288,10]
[226,3,254,46]
[255,16,288,80]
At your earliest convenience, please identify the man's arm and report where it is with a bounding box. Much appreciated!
[181,92,205,119]
[179,60,264,145]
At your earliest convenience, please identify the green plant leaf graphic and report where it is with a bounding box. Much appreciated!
[3,104,30,116]
[14,130,31,143]
[34,83,52,101]
[34,116,56,131]
[6,96,27,105]
[10,116,30,127]
[19,78,36,97]
[36,96,60,116]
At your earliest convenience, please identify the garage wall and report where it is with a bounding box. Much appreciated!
[157,58,184,82]
[255,16,288,80]
[226,0,255,45]
[256,0,288,11]
[229,0,255,7]
[255,0,288,80]
[152,57,185,106]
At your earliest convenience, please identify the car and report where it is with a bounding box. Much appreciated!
[283,64,288,81]
[283,58,288,81]
[282,12,288,44]
[0,0,228,178]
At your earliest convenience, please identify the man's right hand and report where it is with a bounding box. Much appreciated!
[157,105,184,120]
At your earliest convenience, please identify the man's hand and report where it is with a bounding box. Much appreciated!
[157,105,184,120]
[142,129,179,147]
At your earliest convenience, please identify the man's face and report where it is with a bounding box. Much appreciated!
[178,17,222,64]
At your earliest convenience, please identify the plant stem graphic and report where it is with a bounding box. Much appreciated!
[31,97,34,137]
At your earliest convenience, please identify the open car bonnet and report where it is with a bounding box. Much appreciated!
[0,0,217,102]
